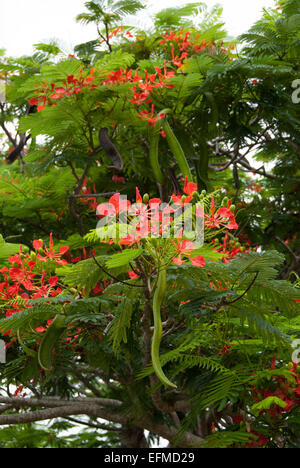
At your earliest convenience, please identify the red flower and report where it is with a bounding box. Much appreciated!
[97,193,131,222]
[233,414,244,424]
[171,239,205,267]
[34,234,69,266]
[205,197,238,230]
[112,175,125,183]
[183,177,197,196]
[218,345,232,355]
[246,432,268,448]
[190,255,206,267]
[29,98,39,106]
[119,234,140,246]
[128,269,139,280]
[33,239,43,250]
[9,268,35,291]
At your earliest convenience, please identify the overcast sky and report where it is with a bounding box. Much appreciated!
[1,0,276,57]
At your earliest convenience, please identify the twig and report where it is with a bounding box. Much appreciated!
[65,416,120,432]
[91,253,144,288]
[226,271,259,305]
[69,192,116,199]
[275,236,299,262]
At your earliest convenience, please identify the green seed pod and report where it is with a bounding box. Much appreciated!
[205,91,219,138]
[17,329,37,358]
[196,137,209,192]
[230,205,236,213]
[38,315,66,371]
[149,123,164,184]
[201,190,207,196]
[152,267,177,388]
[181,195,186,203]
[162,120,192,181]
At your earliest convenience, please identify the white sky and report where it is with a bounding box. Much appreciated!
[1,0,276,57]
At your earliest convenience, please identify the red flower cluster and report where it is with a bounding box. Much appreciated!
[29,62,175,127]
[218,344,232,355]
[138,105,165,127]
[97,188,170,246]
[245,432,269,449]
[112,175,125,184]
[98,181,244,268]
[214,231,250,264]
[27,27,235,132]
[224,359,300,448]
[251,358,300,419]
[0,237,68,324]
[248,181,263,193]
[159,29,233,68]
[79,179,98,211]
[101,26,135,44]
[29,68,97,111]
[102,65,175,126]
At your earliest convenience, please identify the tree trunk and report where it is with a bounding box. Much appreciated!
[120,425,148,448]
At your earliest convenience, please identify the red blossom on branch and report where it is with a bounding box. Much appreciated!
[33,234,69,266]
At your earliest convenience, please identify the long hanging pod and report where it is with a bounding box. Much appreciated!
[162,119,193,182]
[17,329,37,358]
[204,92,218,138]
[196,137,209,192]
[152,266,177,388]
[149,121,164,185]
[38,314,67,371]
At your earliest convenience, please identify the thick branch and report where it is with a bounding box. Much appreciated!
[0,397,199,446]
[0,405,98,426]
[0,396,122,409]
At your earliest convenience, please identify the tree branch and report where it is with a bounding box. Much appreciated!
[65,416,120,432]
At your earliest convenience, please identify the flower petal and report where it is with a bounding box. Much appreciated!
[190,255,206,267]
[33,240,43,250]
